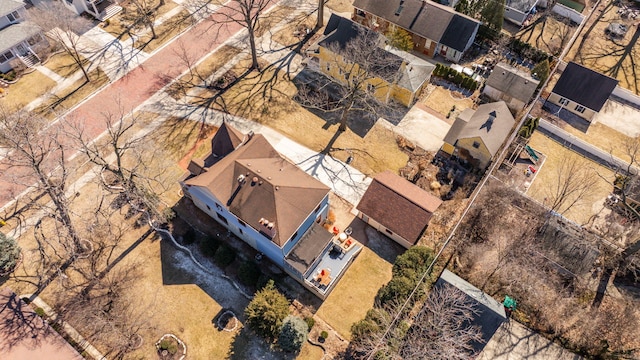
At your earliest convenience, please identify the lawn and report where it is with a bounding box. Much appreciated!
[36,69,109,117]
[0,70,57,110]
[44,52,85,78]
[255,5,297,38]
[136,9,193,53]
[423,85,475,118]
[104,0,180,41]
[272,12,317,47]
[516,14,578,56]
[217,62,409,176]
[326,0,353,13]
[526,131,616,224]
[559,121,635,164]
[316,248,393,339]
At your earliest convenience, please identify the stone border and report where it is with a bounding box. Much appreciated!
[216,310,239,332]
[155,333,187,360]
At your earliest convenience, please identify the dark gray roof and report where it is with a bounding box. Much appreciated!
[551,62,618,112]
[440,13,480,51]
[0,0,24,17]
[445,101,515,157]
[320,14,403,81]
[285,222,333,274]
[353,0,480,51]
[436,270,506,350]
[0,21,41,52]
[485,63,539,103]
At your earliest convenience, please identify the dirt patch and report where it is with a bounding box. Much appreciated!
[423,85,476,119]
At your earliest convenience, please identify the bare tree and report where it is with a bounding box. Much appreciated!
[194,0,274,70]
[400,285,484,360]
[296,27,404,135]
[545,154,599,215]
[28,1,95,83]
[67,108,172,226]
[121,0,163,40]
[0,108,85,255]
[349,300,407,360]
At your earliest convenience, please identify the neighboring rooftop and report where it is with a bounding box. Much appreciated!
[444,101,515,157]
[185,133,330,247]
[0,0,24,18]
[0,288,84,360]
[0,21,41,51]
[353,0,480,51]
[551,62,618,112]
[386,46,435,92]
[485,62,539,103]
[436,270,507,350]
[506,0,539,12]
[356,170,442,244]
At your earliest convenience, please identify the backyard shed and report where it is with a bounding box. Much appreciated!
[356,171,442,248]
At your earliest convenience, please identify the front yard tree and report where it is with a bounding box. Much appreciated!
[245,280,290,339]
[0,233,20,274]
[278,315,308,353]
[29,0,95,83]
[296,27,404,134]
[67,108,170,225]
[122,0,162,40]
[0,108,85,256]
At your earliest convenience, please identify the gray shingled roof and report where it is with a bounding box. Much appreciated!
[485,62,539,103]
[0,0,24,17]
[444,101,515,157]
[353,0,480,51]
[0,22,41,53]
[506,0,539,13]
[386,46,435,92]
[551,62,618,112]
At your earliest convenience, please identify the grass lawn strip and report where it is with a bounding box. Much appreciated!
[0,70,57,110]
[44,52,87,79]
[316,248,393,340]
[526,131,616,224]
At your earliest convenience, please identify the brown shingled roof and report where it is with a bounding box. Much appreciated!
[185,134,330,247]
[357,171,442,244]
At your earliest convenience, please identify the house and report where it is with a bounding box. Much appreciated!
[483,62,539,112]
[0,0,47,73]
[352,0,481,63]
[29,0,122,21]
[441,101,515,169]
[180,123,362,299]
[435,270,507,352]
[546,62,618,122]
[0,287,84,360]
[356,170,442,248]
[313,14,434,107]
[504,0,541,26]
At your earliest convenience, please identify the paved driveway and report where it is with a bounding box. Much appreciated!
[595,99,640,137]
[379,103,451,152]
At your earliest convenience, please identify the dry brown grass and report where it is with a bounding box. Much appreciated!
[44,52,86,78]
[326,0,353,13]
[104,0,180,41]
[526,131,615,224]
[558,121,635,163]
[217,61,408,176]
[516,15,578,56]
[36,69,110,119]
[423,86,475,117]
[0,70,56,110]
[272,12,317,47]
[316,248,392,339]
[255,6,296,38]
[135,9,193,52]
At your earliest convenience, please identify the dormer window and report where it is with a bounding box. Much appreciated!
[6,11,20,22]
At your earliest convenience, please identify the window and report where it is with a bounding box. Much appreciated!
[575,104,586,113]
[216,212,228,225]
[315,204,321,213]
[6,11,20,22]
[0,51,14,63]
[472,141,480,149]
[238,228,243,235]
[385,229,393,235]
[206,204,211,210]
[238,219,246,227]
[558,97,569,106]
[289,231,298,242]
[356,9,365,17]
